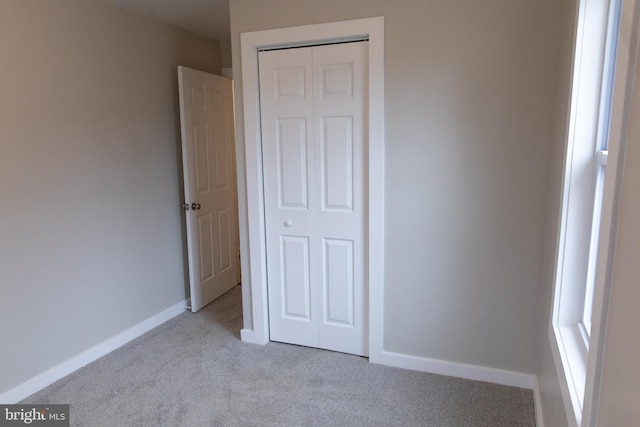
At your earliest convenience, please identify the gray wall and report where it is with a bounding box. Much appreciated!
[230,0,565,374]
[0,0,220,394]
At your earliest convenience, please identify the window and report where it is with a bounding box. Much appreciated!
[550,0,621,424]
[581,148,608,337]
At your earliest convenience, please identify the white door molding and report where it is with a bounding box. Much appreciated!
[238,17,385,360]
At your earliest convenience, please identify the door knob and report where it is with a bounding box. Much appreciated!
[191,202,201,210]
[284,220,292,227]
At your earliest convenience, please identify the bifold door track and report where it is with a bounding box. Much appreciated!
[258,37,368,52]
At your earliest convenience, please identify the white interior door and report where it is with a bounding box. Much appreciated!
[178,66,239,312]
[259,42,368,356]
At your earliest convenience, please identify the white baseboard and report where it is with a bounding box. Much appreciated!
[0,300,187,404]
[370,350,537,390]
[240,328,268,345]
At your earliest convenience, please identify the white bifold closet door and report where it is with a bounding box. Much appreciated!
[259,41,368,356]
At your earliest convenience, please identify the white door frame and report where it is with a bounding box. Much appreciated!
[238,17,385,360]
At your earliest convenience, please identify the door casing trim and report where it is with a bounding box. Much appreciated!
[238,17,385,361]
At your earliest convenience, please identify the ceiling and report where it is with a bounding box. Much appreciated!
[96,0,231,42]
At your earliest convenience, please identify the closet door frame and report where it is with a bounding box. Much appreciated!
[238,17,385,362]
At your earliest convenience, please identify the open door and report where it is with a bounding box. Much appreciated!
[178,66,239,312]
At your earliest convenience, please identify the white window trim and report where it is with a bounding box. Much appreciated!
[579,149,607,339]
[582,1,639,425]
[550,0,624,425]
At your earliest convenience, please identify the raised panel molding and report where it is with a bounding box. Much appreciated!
[277,118,309,209]
[323,239,354,326]
[193,123,211,194]
[281,236,311,320]
[217,208,232,273]
[275,67,306,101]
[322,116,354,211]
[212,89,224,112]
[321,63,353,98]
[191,85,207,109]
[213,125,228,190]
[198,213,214,281]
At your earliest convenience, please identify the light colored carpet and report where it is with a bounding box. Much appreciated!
[23,285,536,426]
